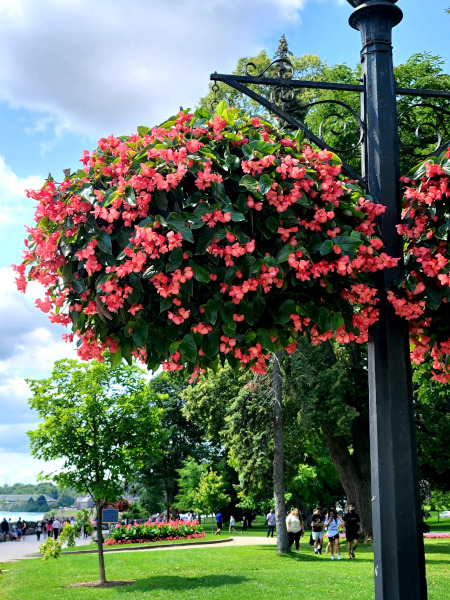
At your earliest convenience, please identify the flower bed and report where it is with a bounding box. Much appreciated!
[104,519,205,545]
[423,532,450,539]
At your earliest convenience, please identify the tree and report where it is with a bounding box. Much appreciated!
[194,468,230,533]
[174,457,207,515]
[283,339,373,537]
[138,371,216,520]
[27,357,162,586]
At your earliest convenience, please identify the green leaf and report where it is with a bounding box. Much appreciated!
[201,330,221,359]
[153,189,169,211]
[225,208,245,222]
[215,100,228,116]
[167,247,184,271]
[211,181,226,203]
[137,126,150,136]
[109,348,123,369]
[124,186,137,206]
[266,216,279,233]
[257,328,276,353]
[239,174,259,194]
[167,213,194,243]
[245,330,257,344]
[276,244,296,263]
[237,193,250,215]
[102,187,119,207]
[96,230,112,255]
[242,145,254,160]
[259,174,272,195]
[204,299,221,325]
[275,300,296,324]
[320,239,334,256]
[294,129,305,146]
[332,235,362,256]
[132,318,148,347]
[249,140,280,155]
[180,334,197,363]
[190,261,210,283]
[196,227,217,255]
[80,184,95,204]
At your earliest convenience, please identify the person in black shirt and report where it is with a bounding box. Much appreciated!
[311,507,324,555]
[343,503,360,559]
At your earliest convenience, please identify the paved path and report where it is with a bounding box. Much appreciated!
[0,534,91,563]
[0,534,278,563]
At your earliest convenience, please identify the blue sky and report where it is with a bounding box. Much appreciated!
[0,0,448,486]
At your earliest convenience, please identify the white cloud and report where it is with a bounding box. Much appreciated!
[0,155,43,238]
[0,267,76,475]
[0,453,63,485]
[0,0,311,139]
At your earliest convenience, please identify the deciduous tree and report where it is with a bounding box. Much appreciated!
[27,358,162,586]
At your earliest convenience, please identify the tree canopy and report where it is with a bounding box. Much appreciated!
[27,357,162,584]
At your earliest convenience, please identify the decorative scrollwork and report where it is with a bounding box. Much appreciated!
[398,102,450,158]
[286,99,364,154]
[245,58,294,80]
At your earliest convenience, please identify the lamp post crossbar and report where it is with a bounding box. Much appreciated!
[210,1,449,598]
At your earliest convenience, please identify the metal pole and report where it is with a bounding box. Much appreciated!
[349,1,427,598]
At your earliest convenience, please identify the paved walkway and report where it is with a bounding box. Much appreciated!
[0,534,91,563]
[0,533,278,563]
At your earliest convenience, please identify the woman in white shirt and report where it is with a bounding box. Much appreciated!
[286,508,304,552]
[325,508,344,560]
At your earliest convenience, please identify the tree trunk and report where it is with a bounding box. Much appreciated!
[96,502,107,585]
[273,351,290,554]
[322,429,373,537]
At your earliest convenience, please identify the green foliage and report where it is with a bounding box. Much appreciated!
[200,49,325,115]
[194,468,230,516]
[138,371,217,518]
[27,357,163,506]
[201,49,450,176]
[174,457,207,512]
[182,364,249,444]
[412,362,450,491]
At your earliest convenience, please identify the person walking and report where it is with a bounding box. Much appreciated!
[286,508,304,552]
[266,509,276,538]
[229,515,236,534]
[214,511,223,535]
[343,503,361,559]
[311,507,324,555]
[46,519,53,538]
[325,508,344,560]
[16,519,23,541]
[241,515,248,534]
[1,518,9,540]
[21,519,27,541]
[36,521,43,541]
[52,517,61,540]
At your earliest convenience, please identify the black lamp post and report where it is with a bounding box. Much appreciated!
[210,1,450,598]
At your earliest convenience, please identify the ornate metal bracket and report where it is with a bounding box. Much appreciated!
[210,57,450,189]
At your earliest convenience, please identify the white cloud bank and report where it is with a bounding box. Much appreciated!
[0,0,311,138]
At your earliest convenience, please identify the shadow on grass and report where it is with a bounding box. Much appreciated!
[258,545,375,563]
[116,574,248,593]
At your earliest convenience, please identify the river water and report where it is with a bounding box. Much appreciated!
[0,512,45,522]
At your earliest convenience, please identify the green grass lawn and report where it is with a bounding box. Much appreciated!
[425,511,450,532]
[0,538,448,599]
[60,533,228,552]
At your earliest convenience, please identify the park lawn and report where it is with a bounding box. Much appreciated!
[60,533,227,552]
[0,539,448,600]
[424,511,450,532]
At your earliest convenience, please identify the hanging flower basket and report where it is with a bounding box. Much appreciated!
[14,103,399,379]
